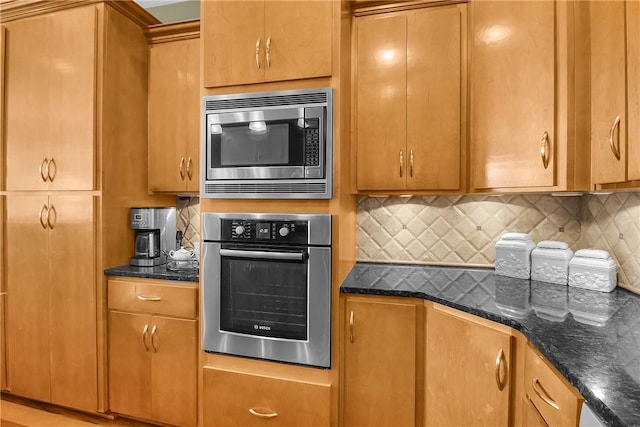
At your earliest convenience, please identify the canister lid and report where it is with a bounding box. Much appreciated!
[537,240,570,250]
[574,249,611,260]
[500,232,533,241]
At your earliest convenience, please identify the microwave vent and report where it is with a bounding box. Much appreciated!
[204,182,330,199]
[205,91,328,112]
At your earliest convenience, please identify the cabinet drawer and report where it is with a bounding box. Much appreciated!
[108,279,197,318]
[203,367,330,427]
[524,344,582,427]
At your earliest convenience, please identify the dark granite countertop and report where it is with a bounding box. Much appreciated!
[104,264,199,283]
[341,262,640,427]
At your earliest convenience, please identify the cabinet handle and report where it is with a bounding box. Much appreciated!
[410,149,414,178]
[40,158,49,182]
[540,131,550,169]
[249,408,278,419]
[179,157,185,180]
[142,324,149,351]
[255,38,261,69]
[47,205,57,230]
[136,295,162,301]
[150,325,157,352]
[608,115,622,160]
[349,311,354,343]
[186,157,193,180]
[399,150,404,177]
[48,157,56,182]
[266,36,271,68]
[39,205,49,229]
[495,348,507,391]
[532,378,560,410]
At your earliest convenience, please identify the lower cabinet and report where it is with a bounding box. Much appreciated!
[343,296,420,427]
[425,304,512,427]
[202,367,331,427]
[107,278,197,427]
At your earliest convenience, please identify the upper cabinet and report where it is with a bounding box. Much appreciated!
[202,0,332,88]
[4,7,96,191]
[590,0,640,187]
[470,0,589,192]
[354,4,466,193]
[148,24,200,193]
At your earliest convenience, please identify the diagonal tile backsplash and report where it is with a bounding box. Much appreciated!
[357,193,640,295]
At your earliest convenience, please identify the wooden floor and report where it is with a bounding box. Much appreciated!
[0,394,157,427]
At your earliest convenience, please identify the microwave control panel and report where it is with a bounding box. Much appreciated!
[221,219,309,244]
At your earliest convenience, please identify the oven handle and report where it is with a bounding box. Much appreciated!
[219,248,305,261]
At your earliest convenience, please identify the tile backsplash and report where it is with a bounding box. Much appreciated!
[176,196,200,249]
[357,193,640,294]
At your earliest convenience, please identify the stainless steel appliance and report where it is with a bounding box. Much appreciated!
[201,212,332,368]
[201,87,333,199]
[129,207,177,267]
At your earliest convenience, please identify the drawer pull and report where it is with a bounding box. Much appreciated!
[150,325,158,352]
[142,324,149,352]
[495,348,507,391]
[137,295,162,302]
[532,378,560,410]
[249,408,278,419]
[540,131,550,169]
[349,311,355,343]
[609,115,622,160]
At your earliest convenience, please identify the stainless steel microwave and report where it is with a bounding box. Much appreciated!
[201,88,333,199]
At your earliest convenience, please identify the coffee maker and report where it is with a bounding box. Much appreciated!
[129,207,177,267]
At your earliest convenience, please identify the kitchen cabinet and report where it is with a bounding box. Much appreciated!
[4,6,96,191]
[201,0,332,88]
[108,278,197,427]
[524,343,583,427]
[0,195,5,391]
[354,4,466,192]
[343,296,420,427]
[470,0,589,192]
[148,26,200,193]
[425,304,512,427]
[590,0,640,187]
[203,367,331,427]
[5,194,96,411]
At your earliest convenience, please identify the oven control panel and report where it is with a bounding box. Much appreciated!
[221,219,309,244]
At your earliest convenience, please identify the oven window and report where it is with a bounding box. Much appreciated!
[220,254,308,340]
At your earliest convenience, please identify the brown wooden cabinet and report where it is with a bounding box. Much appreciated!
[5,195,96,411]
[590,0,640,187]
[354,4,466,192]
[4,6,96,191]
[201,0,332,88]
[425,304,512,427]
[470,0,589,192]
[148,25,200,193]
[108,279,198,427]
[524,343,583,427]
[343,296,420,427]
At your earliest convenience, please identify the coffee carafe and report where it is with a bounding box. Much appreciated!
[129,207,176,267]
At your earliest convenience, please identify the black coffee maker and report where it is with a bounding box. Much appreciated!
[129,207,176,267]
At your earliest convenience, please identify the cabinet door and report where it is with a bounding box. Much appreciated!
[48,195,96,412]
[202,0,264,87]
[151,316,197,427]
[109,311,152,420]
[148,40,190,192]
[4,7,95,191]
[627,0,640,181]
[355,13,407,191]
[590,1,627,185]
[5,195,51,401]
[407,5,462,191]
[0,195,4,391]
[264,1,332,82]
[344,298,417,427]
[185,38,201,193]
[471,1,555,189]
[425,306,511,427]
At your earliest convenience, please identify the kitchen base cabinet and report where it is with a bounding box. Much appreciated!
[425,303,512,427]
[343,296,421,427]
[202,367,331,427]
[108,279,198,427]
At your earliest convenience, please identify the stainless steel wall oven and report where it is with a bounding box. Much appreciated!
[201,212,332,368]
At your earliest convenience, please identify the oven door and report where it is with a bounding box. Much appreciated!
[201,242,331,368]
[206,106,324,180]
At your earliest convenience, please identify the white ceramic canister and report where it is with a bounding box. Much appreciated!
[568,249,617,292]
[495,232,536,279]
[531,240,574,285]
